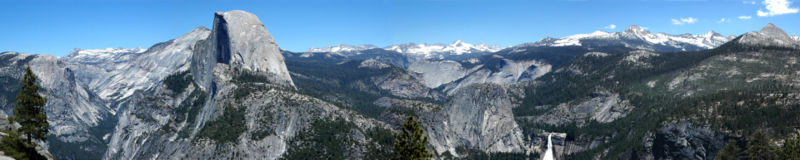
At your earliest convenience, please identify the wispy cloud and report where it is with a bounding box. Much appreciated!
[757,0,799,17]
[603,24,616,29]
[743,1,758,5]
[671,17,698,25]
[738,15,753,19]
[717,18,727,23]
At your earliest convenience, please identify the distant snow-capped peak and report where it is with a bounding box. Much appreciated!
[526,25,734,51]
[307,44,377,53]
[385,40,504,58]
[306,40,504,58]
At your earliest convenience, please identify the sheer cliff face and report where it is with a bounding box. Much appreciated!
[191,10,294,92]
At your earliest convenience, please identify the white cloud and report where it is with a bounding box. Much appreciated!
[604,24,616,29]
[744,1,758,4]
[717,18,727,23]
[671,17,698,25]
[757,0,799,17]
[739,15,753,19]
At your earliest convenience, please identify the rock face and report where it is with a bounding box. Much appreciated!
[0,52,112,158]
[523,91,634,126]
[441,56,550,94]
[426,84,528,155]
[738,23,798,48]
[638,122,726,160]
[360,60,444,100]
[104,10,388,160]
[408,60,468,88]
[410,55,551,95]
[191,10,294,91]
[62,27,211,105]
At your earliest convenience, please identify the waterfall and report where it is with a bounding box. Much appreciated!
[542,134,554,160]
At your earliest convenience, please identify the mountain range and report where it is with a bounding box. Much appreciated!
[1,10,800,160]
[307,40,504,60]
[307,25,736,61]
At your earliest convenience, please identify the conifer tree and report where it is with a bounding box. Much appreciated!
[393,116,432,160]
[777,133,800,160]
[746,131,773,160]
[716,139,741,160]
[12,67,49,143]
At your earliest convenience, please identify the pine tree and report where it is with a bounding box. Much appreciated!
[716,139,741,160]
[393,116,432,160]
[12,67,49,144]
[777,133,800,160]
[746,131,773,160]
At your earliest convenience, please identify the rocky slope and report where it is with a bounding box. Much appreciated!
[410,46,587,95]
[5,8,800,160]
[428,84,528,154]
[512,23,800,159]
[61,27,211,106]
[0,52,112,159]
[737,23,799,48]
[190,10,294,91]
[0,111,55,160]
[104,10,389,160]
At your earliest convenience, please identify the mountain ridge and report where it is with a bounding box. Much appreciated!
[523,25,735,52]
[307,40,504,59]
[737,23,799,48]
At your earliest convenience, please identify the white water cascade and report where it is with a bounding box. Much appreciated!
[542,134,554,160]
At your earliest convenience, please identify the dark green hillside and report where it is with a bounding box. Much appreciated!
[514,40,800,159]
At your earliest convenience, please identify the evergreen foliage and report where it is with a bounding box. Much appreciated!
[283,118,357,159]
[0,130,47,160]
[163,71,192,94]
[716,139,742,160]
[13,67,48,144]
[746,131,774,160]
[196,105,246,144]
[777,133,800,160]
[511,42,800,159]
[393,116,432,160]
[365,127,396,159]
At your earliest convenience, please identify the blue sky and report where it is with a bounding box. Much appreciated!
[1,0,799,57]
